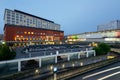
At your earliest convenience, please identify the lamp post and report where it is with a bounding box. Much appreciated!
[53,67,57,80]
[2,41,5,45]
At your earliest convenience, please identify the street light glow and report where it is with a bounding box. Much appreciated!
[80,62,83,66]
[35,69,39,74]
[54,67,57,72]
[2,41,5,44]
[62,64,65,68]
[50,66,53,70]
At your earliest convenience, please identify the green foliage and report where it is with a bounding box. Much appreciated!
[93,43,110,56]
[0,44,16,61]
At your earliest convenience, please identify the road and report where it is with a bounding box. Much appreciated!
[70,61,120,80]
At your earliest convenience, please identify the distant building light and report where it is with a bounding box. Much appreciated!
[28,32,30,34]
[24,32,27,34]
[31,32,34,34]
[16,35,19,37]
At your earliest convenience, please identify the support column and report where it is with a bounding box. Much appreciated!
[55,56,57,63]
[56,51,59,55]
[18,61,21,72]
[78,53,80,59]
[86,51,89,58]
[94,50,96,56]
[39,58,41,67]
[68,55,70,61]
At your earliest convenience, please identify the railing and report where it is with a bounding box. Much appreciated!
[111,48,120,53]
[0,55,107,80]
[0,49,95,76]
[47,57,119,80]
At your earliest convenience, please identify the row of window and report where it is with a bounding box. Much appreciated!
[16,31,61,36]
[5,10,60,30]
[15,36,59,41]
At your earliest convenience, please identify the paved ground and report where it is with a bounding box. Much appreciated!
[15,47,86,59]
[70,61,120,80]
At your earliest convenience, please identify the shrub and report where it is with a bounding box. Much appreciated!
[93,43,110,56]
[0,45,16,61]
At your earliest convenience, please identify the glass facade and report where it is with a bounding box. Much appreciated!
[67,30,120,42]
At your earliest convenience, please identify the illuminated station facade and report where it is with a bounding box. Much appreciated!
[4,9,64,46]
[66,20,120,44]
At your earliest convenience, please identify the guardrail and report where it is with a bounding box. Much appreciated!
[0,55,107,80]
[111,48,120,53]
[45,57,119,80]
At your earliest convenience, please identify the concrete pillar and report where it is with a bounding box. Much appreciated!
[18,61,21,71]
[56,51,59,55]
[94,50,96,56]
[50,53,53,55]
[55,56,57,63]
[86,48,88,51]
[86,51,89,58]
[78,53,80,59]
[39,58,41,67]
[68,55,70,61]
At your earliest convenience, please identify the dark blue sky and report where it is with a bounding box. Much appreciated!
[0,0,120,35]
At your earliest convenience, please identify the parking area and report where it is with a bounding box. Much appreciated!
[15,44,93,58]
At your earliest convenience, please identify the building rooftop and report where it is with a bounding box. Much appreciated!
[14,9,54,23]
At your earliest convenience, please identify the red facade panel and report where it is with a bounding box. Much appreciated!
[4,24,64,43]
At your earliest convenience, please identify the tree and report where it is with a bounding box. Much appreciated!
[93,43,110,56]
[0,44,16,61]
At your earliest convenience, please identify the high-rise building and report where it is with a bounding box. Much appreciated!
[4,9,64,46]
[97,20,120,31]
[4,9,60,30]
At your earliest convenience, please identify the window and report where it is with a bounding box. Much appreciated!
[33,18,36,24]
[17,32,19,34]
[30,20,32,24]
[24,20,26,23]
[7,10,10,13]
[7,16,10,19]
[28,32,30,34]
[31,32,34,34]
[12,18,15,20]
[7,13,10,17]
[7,20,10,23]
[21,32,23,34]
[16,15,19,18]
[20,15,23,22]
[16,21,19,24]
[24,32,27,34]
[12,21,15,24]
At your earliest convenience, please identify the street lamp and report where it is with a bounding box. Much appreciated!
[53,67,57,80]
[62,64,65,68]
[35,69,40,75]
[50,66,53,70]
[35,69,39,73]
[2,41,5,45]
[80,62,83,66]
